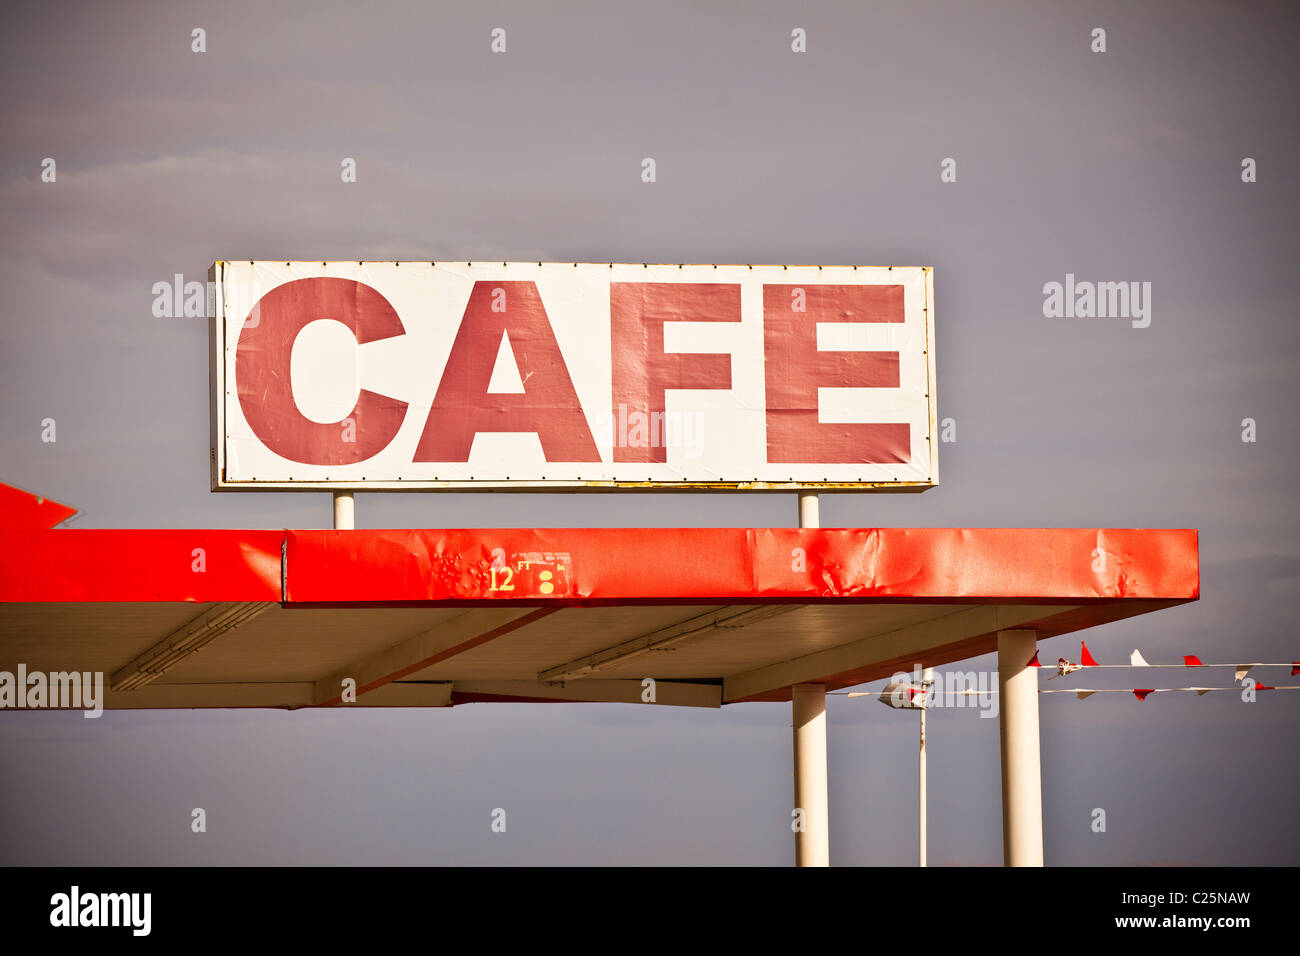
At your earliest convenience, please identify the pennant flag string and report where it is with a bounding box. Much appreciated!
[1081,660,1294,669]
[1038,645,1297,673]
[1043,685,1295,699]
[839,685,1300,698]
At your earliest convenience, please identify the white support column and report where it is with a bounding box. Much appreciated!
[792,490,828,866]
[997,628,1044,866]
[333,492,354,530]
[792,682,829,867]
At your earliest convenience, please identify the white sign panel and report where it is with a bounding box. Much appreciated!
[210,261,936,490]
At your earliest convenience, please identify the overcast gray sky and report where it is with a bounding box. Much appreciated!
[1,0,1297,865]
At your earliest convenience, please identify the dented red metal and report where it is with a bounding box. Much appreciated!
[282,527,1198,605]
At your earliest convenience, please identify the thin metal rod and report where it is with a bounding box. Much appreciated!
[919,704,927,867]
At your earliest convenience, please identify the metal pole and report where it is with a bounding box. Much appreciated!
[919,665,932,867]
[919,703,927,867]
[997,629,1044,866]
[792,491,828,866]
[333,492,354,530]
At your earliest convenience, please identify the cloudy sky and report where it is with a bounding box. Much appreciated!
[1,0,1296,864]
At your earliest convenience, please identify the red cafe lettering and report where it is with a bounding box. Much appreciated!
[235,276,911,467]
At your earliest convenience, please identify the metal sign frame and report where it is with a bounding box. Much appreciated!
[210,261,937,492]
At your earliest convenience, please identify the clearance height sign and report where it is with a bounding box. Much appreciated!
[210,261,937,490]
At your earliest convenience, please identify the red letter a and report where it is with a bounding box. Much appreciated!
[414,281,600,462]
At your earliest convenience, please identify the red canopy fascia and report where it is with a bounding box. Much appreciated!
[0,527,1199,607]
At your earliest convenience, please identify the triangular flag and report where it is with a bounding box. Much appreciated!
[1183,655,1203,666]
[1133,688,1155,700]
[1195,688,1212,696]
[1130,649,1149,666]
[1235,666,1252,682]
[1080,642,1099,667]
[1027,651,1041,667]
[1257,685,1276,692]
[1292,663,1299,676]
[1076,691,1096,700]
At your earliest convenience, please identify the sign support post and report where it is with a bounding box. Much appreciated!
[333,492,354,530]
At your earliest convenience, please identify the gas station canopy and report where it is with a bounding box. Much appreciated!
[1,494,1199,711]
